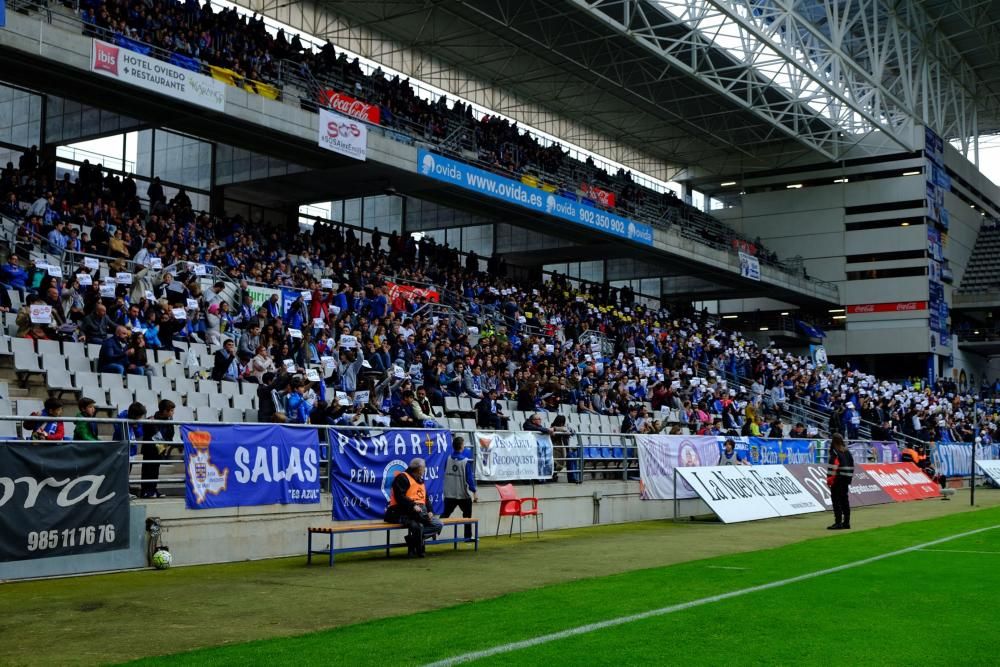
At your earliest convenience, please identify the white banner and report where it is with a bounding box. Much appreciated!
[318,108,368,161]
[90,40,225,112]
[636,435,723,500]
[976,460,1000,486]
[739,466,825,516]
[29,304,52,324]
[675,466,780,523]
[738,251,760,281]
[474,431,553,481]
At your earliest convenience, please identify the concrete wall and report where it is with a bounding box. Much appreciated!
[140,483,709,566]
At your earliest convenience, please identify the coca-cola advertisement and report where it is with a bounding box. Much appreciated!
[0,442,130,562]
[385,281,439,311]
[318,89,381,125]
[580,183,616,208]
[847,301,927,314]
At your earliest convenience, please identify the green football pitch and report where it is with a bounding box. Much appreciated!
[3,494,999,666]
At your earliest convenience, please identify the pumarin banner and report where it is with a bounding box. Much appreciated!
[474,431,553,481]
[738,251,760,281]
[182,425,321,509]
[675,465,824,523]
[417,149,653,246]
[90,39,225,111]
[329,429,451,520]
[318,108,368,161]
[0,442,130,562]
[636,435,722,500]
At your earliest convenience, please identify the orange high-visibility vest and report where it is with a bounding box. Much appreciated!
[388,471,426,507]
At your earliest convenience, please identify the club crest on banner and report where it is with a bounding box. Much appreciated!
[185,430,229,505]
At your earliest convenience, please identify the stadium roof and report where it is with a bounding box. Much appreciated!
[253,0,1000,176]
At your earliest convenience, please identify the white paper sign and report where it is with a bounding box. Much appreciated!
[318,108,369,161]
[305,368,321,382]
[301,290,312,302]
[320,278,334,289]
[408,364,423,378]
[150,257,162,269]
[144,290,155,301]
[392,366,405,379]
[76,273,92,286]
[283,359,297,372]
[83,257,99,270]
[29,304,52,324]
[288,328,303,339]
[353,390,370,406]
[339,334,357,349]
[100,284,117,298]
[312,317,325,329]
[115,272,133,285]
[186,298,199,310]
[47,265,63,278]
[193,264,207,276]
[321,355,336,370]
[475,431,553,481]
[171,307,187,319]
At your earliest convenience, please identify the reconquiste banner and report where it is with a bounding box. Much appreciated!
[0,442,130,562]
[474,431,553,481]
[90,39,225,111]
[329,429,451,520]
[182,425,321,509]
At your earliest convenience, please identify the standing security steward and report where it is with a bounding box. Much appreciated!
[826,433,854,530]
[442,436,478,539]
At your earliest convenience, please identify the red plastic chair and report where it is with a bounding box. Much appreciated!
[495,484,541,539]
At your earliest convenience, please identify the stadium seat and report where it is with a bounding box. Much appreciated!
[45,365,76,397]
[66,354,92,374]
[221,407,244,423]
[208,393,231,410]
[99,373,125,391]
[36,339,61,357]
[195,406,220,422]
[495,484,541,539]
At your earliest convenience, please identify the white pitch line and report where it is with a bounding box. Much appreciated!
[706,566,748,570]
[918,548,1000,555]
[424,524,1000,667]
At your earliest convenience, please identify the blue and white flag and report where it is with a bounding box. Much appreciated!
[182,424,321,509]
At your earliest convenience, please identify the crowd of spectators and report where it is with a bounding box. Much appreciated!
[67,0,788,263]
[4,149,1000,455]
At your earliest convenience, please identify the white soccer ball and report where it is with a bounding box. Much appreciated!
[151,548,173,570]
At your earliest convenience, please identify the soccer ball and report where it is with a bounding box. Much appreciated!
[151,548,173,570]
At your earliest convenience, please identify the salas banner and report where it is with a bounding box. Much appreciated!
[182,425,321,509]
[319,90,381,124]
[329,429,451,520]
[0,442,130,562]
[318,108,368,161]
[738,251,760,281]
[417,149,653,246]
[636,435,722,500]
[474,431,554,481]
[784,464,893,509]
[674,466,824,523]
[861,463,940,502]
[90,39,225,111]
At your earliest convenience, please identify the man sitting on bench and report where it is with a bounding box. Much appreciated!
[384,458,443,558]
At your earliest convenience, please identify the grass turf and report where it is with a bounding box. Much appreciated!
[129,504,1000,666]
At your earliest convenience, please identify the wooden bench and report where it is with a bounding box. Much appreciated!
[307,518,479,566]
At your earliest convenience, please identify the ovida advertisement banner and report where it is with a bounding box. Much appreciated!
[329,429,451,520]
[417,149,653,246]
[636,435,723,500]
[784,464,893,509]
[90,39,225,112]
[474,431,554,481]
[0,442,130,562]
[318,108,368,161]
[182,425,322,509]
